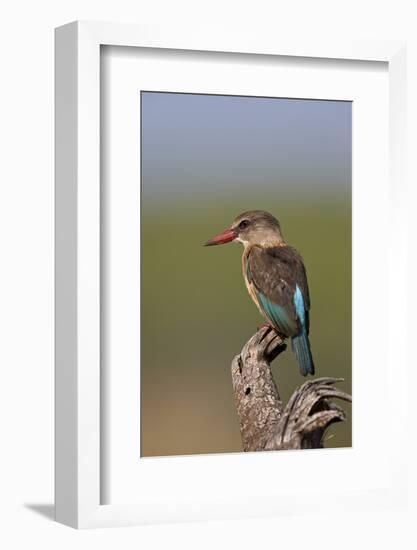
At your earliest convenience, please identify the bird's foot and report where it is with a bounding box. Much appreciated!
[258,322,275,331]
[257,323,287,346]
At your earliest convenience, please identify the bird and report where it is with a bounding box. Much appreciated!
[204,210,315,376]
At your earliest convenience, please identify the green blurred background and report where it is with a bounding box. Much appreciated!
[140,92,351,457]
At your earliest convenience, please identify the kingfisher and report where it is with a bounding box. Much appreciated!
[204,210,315,376]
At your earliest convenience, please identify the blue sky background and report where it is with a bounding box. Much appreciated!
[141,92,351,206]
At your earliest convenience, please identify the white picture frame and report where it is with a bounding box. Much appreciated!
[55,21,407,529]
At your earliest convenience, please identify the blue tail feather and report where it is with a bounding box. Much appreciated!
[292,329,315,376]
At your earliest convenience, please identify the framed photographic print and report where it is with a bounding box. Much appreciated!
[55,21,407,528]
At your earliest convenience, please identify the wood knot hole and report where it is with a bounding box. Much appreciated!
[237,356,243,374]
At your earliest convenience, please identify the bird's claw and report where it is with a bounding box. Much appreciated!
[257,322,275,332]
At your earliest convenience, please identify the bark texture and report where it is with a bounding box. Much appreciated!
[231,326,352,452]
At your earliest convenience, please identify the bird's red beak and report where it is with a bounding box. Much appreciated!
[204,227,237,246]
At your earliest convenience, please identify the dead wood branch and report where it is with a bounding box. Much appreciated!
[231,326,351,452]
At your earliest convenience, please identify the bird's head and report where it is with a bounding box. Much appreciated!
[204,210,284,248]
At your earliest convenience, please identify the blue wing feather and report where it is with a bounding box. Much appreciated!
[293,285,306,326]
[256,290,298,335]
[292,285,315,375]
[246,247,314,376]
[247,257,298,335]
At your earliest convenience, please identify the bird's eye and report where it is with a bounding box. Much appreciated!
[238,220,250,230]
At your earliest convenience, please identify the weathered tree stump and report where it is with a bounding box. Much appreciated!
[231,326,352,451]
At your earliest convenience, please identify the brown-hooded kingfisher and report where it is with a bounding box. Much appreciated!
[204,210,315,376]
